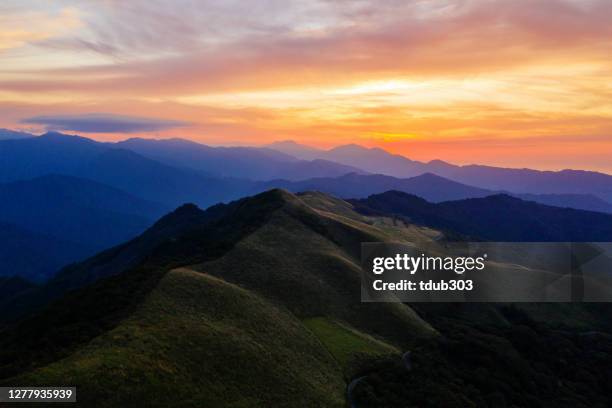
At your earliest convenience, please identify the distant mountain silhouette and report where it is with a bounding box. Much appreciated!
[268,140,428,175]
[268,140,612,202]
[0,132,105,182]
[516,192,612,214]
[0,221,88,282]
[75,147,255,208]
[0,129,34,141]
[260,172,612,212]
[116,137,365,180]
[261,172,490,202]
[0,175,167,281]
[351,191,612,241]
[0,174,163,246]
[0,133,256,208]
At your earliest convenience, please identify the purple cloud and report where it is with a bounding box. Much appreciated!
[22,113,189,133]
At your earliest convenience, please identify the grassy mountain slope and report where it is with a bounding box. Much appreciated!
[2,189,611,407]
[9,268,346,408]
[0,189,436,407]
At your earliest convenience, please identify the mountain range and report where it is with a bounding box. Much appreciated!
[268,140,612,202]
[0,175,165,281]
[1,189,610,407]
[115,137,365,180]
[2,130,612,283]
[350,190,612,242]
[262,172,612,213]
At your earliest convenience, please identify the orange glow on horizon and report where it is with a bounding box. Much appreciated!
[1,1,612,173]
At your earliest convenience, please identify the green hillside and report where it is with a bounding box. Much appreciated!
[10,268,346,407]
[0,189,436,406]
[1,189,610,407]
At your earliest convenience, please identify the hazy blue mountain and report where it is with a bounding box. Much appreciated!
[267,140,612,202]
[76,148,255,208]
[0,129,34,141]
[0,175,164,251]
[516,192,612,214]
[0,132,104,182]
[351,191,612,241]
[116,137,365,180]
[0,221,89,282]
[0,200,230,324]
[436,165,612,203]
[267,140,429,176]
[266,140,323,160]
[258,172,612,212]
[259,172,490,202]
[0,175,171,282]
[0,132,257,208]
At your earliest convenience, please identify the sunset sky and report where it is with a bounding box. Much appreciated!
[2,0,612,172]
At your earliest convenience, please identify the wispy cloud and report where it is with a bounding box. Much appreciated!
[1,1,612,172]
[21,113,189,133]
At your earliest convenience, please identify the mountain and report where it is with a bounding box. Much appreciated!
[116,137,366,180]
[0,175,167,282]
[0,189,435,406]
[261,172,490,202]
[0,221,88,283]
[260,172,612,212]
[76,147,255,208]
[0,132,363,208]
[267,141,612,202]
[267,140,428,176]
[516,192,612,214]
[0,132,105,182]
[0,129,34,141]
[437,166,612,203]
[266,140,323,160]
[0,132,257,208]
[1,189,610,407]
[350,190,612,241]
[0,202,227,324]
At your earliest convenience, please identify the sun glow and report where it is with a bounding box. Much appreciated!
[1,0,612,172]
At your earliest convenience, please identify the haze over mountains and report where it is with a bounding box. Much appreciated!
[269,140,612,202]
[263,172,612,213]
[2,129,612,282]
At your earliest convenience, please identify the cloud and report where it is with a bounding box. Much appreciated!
[0,7,81,52]
[21,113,189,133]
